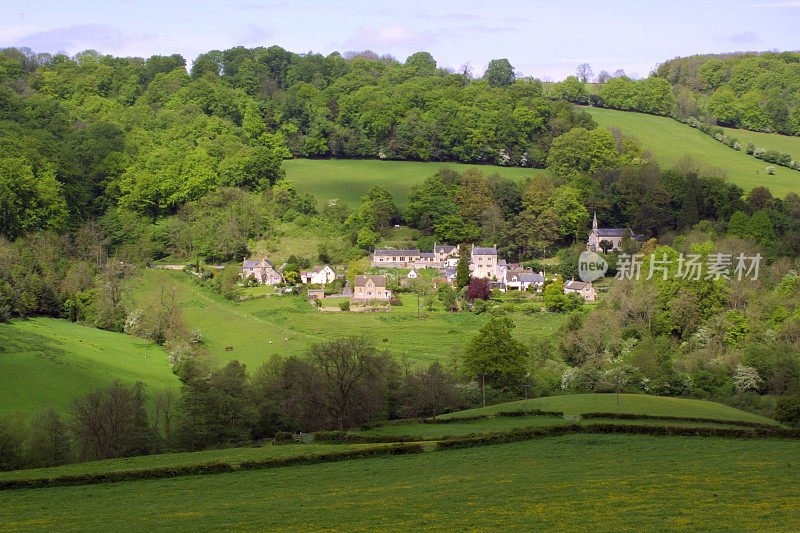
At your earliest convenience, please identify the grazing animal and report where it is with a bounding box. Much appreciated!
[225,346,233,351]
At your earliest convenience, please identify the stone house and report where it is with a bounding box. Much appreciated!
[241,258,283,285]
[563,279,598,302]
[371,249,421,267]
[470,245,499,279]
[352,275,392,302]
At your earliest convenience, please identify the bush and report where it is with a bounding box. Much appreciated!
[746,143,755,155]
[389,296,403,306]
[775,395,800,426]
[766,166,775,175]
[472,299,489,314]
[339,300,350,311]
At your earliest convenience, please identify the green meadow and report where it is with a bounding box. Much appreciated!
[0,442,387,482]
[435,393,776,424]
[719,125,800,159]
[129,269,565,370]
[3,434,798,531]
[0,318,178,417]
[584,107,800,196]
[283,158,540,208]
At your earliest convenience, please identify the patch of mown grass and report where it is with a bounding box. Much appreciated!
[284,158,540,208]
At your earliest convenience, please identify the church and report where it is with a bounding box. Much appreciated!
[586,213,634,253]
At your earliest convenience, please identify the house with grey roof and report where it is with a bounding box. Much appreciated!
[564,279,598,302]
[241,258,282,285]
[470,244,499,279]
[504,270,545,292]
[586,213,635,253]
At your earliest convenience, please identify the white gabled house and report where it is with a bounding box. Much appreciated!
[299,265,336,285]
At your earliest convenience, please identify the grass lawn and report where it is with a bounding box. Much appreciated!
[435,393,776,424]
[0,318,178,417]
[583,107,800,196]
[128,269,566,369]
[3,434,799,530]
[284,158,541,208]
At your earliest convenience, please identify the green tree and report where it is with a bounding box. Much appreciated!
[456,244,471,290]
[484,59,515,88]
[461,317,528,406]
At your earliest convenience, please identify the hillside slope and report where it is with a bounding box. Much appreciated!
[0,318,178,416]
[584,107,800,196]
[436,393,775,424]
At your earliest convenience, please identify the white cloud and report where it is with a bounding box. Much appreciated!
[337,25,436,53]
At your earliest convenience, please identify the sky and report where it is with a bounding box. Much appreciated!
[1,0,799,80]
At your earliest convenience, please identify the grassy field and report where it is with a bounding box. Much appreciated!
[435,393,776,424]
[284,158,540,208]
[720,126,800,159]
[0,442,387,482]
[0,318,178,417]
[358,414,749,440]
[584,107,800,196]
[128,269,565,369]
[3,434,799,530]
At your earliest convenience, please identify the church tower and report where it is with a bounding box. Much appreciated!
[592,212,598,229]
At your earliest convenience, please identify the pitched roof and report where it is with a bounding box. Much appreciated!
[472,246,497,255]
[373,249,420,257]
[565,280,592,290]
[434,244,457,253]
[242,258,275,269]
[419,252,435,258]
[594,228,634,238]
[311,265,330,273]
[354,274,387,287]
[505,270,543,283]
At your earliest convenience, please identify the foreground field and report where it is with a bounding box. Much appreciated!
[0,318,177,417]
[0,442,388,482]
[435,393,776,424]
[584,107,800,196]
[130,269,565,369]
[3,434,798,530]
[284,158,539,208]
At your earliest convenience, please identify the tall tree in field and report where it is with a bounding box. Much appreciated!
[461,317,528,406]
[456,244,471,290]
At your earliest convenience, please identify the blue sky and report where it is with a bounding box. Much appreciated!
[1,0,799,80]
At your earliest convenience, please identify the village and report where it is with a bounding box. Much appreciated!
[237,215,630,308]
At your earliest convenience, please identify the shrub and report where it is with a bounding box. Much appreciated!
[766,166,775,175]
[733,141,741,151]
[472,299,489,314]
[339,300,350,311]
[754,147,766,159]
[775,395,800,426]
[746,143,755,155]
[389,296,403,306]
